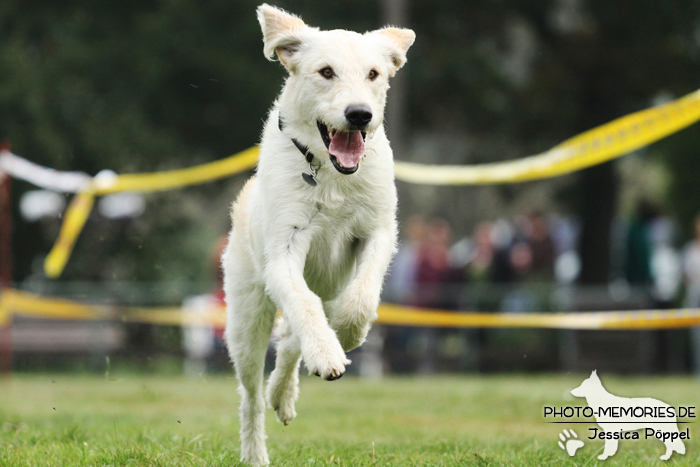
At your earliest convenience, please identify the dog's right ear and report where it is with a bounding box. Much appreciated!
[371,27,416,77]
[257,4,312,72]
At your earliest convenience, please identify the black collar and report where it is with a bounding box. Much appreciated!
[278,114,319,186]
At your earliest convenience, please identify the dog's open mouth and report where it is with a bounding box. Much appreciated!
[317,121,366,175]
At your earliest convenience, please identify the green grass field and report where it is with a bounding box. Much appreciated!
[0,373,698,466]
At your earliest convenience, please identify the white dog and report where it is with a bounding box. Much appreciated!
[222,5,414,465]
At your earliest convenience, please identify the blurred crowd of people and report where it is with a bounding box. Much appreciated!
[184,207,700,375]
[380,207,700,374]
[387,205,700,311]
[386,210,580,311]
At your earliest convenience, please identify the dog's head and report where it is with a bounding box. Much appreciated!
[570,370,602,398]
[257,4,415,174]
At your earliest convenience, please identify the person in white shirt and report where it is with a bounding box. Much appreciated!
[682,213,700,375]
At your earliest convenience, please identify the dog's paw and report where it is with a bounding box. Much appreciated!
[272,398,296,426]
[240,447,269,466]
[266,372,298,426]
[303,340,350,381]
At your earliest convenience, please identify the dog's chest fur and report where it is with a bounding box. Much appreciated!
[250,111,396,303]
[295,197,376,301]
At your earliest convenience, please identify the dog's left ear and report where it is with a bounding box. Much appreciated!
[257,4,314,72]
[371,27,416,77]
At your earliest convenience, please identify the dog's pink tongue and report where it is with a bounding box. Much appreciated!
[329,131,364,168]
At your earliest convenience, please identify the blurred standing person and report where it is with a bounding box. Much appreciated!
[465,221,495,282]
[509,211,555,282]
[383,215,427,373]
[414,218,455,373]
[550,214,582,284]
[526,210,555,281]
[624,201,657,288]
[683,213,700,375]
[209,236,230,371]
[387,215,427,304]
[183,236,229,375]
[491,218,516,284]
[649,213,682,372]
[501,212,547,313]
[649,214,681,308]
[414,218,454,308]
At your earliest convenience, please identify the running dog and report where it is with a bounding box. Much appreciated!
[222,5,414,465]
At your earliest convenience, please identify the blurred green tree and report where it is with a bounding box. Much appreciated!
[1,0,699,287]
[0,0,378,283]
[405,0,700,282]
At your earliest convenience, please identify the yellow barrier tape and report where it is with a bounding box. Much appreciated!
[44,147,259,278]
[1,289,104,320]
[93,146,259,195]
[122,307,227,328]
[375,304,700,330]
[393,88,700,184]
[42,87,700,277]
[44,191,95,278]
[2,289,700,331]
[0,303,9,328]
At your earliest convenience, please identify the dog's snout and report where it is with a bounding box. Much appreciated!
[345,104,372,127]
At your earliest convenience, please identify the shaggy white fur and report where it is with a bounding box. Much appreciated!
[222,5,414,465]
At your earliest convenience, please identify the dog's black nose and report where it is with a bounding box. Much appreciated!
[345,104,372,127]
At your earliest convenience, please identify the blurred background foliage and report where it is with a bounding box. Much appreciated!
[2,0,700,285]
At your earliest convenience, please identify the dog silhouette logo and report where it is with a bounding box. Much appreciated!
[570,370,686,460]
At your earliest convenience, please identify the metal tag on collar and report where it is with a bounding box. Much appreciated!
[302,172,317,186]
[302,157,318,186]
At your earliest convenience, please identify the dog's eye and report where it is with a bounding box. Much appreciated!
[368,69,378,81]
[319,67,335,79]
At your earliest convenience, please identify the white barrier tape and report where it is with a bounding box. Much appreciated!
[0,150,91,193]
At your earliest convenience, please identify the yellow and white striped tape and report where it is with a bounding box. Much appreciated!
[44,192,96,278]
[2,289,699,331]
[376,303,700,330]
[44,147,259,277]
[40,87,700,277]
[394,88,700,184]
[91,146,260,195]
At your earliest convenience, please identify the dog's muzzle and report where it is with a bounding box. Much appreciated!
[317,115,368,175]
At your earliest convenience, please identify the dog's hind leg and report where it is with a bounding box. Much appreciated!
[266,318,302,426]
[225,285,276,467]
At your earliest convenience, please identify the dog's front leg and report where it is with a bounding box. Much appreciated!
[598,436,618,460]
[264,226,350,381]
[328,226,397,351]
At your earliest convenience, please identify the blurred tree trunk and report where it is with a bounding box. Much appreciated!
[382,0,408,156]
[574,82,620,285]
[577,161,618,283]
